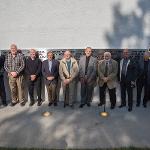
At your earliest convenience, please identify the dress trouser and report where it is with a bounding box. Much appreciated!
[143,83,150,105]
[136,76,144,104]
[8,75,25,103]
[0,76,7,104]
[120,80,133,108]
[46,82,57,103]
[80,81,94,105]
[63,80,76,105]
[99,83,116,106]
[27,77,42,102]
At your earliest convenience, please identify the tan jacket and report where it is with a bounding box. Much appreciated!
[59,57,79,81]
[98,59,118,89]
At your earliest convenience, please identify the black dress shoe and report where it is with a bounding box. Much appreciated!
[37,101,42,106]
[70,104,74,109]
[110,105,115,109]
[48,102,53,106]
[119,104,126,108]
[2,103,8,107]
[64,103,69,108]
[20,101,26,106]
[79,104,85,108]
[10,102,18,107]
[29,101,35,106]
[98,102,104,106]
[87,103,91,107]
[136,103,140,107]
[54,103,57,106]
[143,104,147,108]
[128,107,132,112]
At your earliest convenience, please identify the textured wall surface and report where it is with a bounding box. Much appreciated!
[0,0,149,49]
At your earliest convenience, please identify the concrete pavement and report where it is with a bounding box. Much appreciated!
[0,100,150,149]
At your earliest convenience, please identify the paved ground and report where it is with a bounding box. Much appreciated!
[0,99,150,149]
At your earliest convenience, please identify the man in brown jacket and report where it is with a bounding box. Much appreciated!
[98,52,118,109]
[59,50,79,108]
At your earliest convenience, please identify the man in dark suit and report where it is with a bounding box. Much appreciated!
[0,54,7,106]
[119,49,136,112]
[136,51,150,107]
[42,51,59,106]
[79,47,97,108]
[25,49,42,106]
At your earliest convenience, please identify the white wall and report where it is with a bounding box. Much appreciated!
[0,0,149,49]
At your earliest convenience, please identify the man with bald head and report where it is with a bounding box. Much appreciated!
[79,47,97,108]
[98,52,118,109]
[4,44,26,106]
[59,50,79,108]
[25,49,42,106]
[119,49,136,112]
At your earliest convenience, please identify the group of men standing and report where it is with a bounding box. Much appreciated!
[0,44,150,112]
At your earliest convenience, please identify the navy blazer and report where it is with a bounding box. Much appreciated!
[42,59,59,85]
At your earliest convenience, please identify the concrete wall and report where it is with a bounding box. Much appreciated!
[0,0,149,103]
[0,0,149,49]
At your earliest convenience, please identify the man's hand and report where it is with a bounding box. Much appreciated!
[64,79,71,85]
[47,76,54,81]
[31,75,36,81]
[103,77,108,83]
[80,78,85,83]
[131,81,135,88]
[10,72,17,77]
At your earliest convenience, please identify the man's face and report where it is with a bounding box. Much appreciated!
[47,52,53,60]
[30,50,36,59]
[64,51,71,60]
[10,45,17,55]
[104,54,111,60]
[85,48,92,57]
[144,53,150,61]
[123,49,129,58]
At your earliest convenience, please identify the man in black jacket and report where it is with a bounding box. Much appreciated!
[136,51,150,107]
[119,49,136,112]
[0,54,7,106]
[25,49,42,106]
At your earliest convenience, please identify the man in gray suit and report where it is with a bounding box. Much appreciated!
[98,52,118,109]
[79,47,97,108]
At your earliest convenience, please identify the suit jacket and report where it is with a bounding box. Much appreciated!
[59,57,79,81]
[79,55,97,83]
[119,58,136,82]
[147,60,150,85]
[0,55,5,77]
[25,57,42,78]
[42,59,59,85]
[98,59,118,89]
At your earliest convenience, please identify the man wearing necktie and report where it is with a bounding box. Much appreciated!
[119,49,136,112]
[98,52,118,109]
[42,51,59,106]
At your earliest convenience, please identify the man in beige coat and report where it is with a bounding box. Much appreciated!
[59,50,79,108]
[98,52,118,109]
